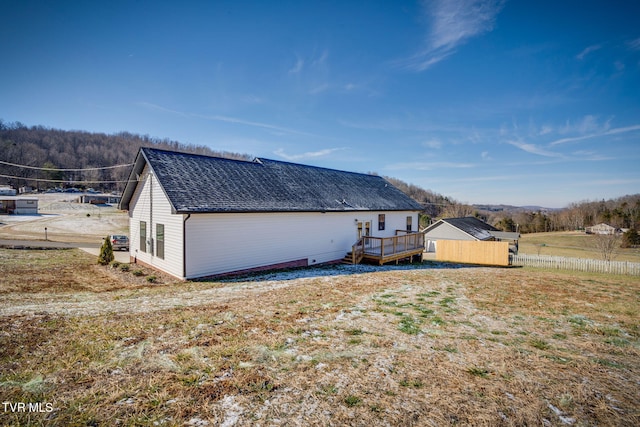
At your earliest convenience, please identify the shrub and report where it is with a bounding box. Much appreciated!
[110,261,121,269]
[146,275,157,283]
[621,229,639,248]
[120,264,130,272]
[97,236,114,265]
[132,269,145,277]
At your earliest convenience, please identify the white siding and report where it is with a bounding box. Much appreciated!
[424,222,475,253]
[128,167,184,278]
[184,211,418,278]
[14,199,38,215]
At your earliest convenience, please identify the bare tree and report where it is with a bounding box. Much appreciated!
[592,234,621,261]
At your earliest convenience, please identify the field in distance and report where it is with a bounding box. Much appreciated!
[519,231,640,262]
[0,248,638,426]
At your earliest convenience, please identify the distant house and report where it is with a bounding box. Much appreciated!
[0,196,38,215]
[79,194,122,205]
[0,186,17,196]
[423,216,520,253]
[119,148,423,279]
[586,223,619,235]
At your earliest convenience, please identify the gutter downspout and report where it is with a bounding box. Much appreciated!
[183,213,191,279]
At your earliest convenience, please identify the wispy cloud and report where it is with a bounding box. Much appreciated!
[385,161,475,171]
[289,57,304,74]
[506,139,563,158]
[628,37,640,51]
[274,147,346,161]
[137,102,189,117]
[138,102,314,136]
[397,0,505,71]
[549,124,640,146]
[422,139,442,149]
[309,83,330,95]
[576,43,604,60]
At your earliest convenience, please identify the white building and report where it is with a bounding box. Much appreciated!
[119,148,423,279]
[585,223,619,235]
[0,196,38,214]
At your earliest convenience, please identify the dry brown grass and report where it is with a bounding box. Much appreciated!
[1,248,639,426]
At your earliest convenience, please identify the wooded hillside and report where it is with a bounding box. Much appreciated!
[0,120,250,193]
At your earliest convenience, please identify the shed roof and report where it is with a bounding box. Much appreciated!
[424,216,499,240]
[119,148,423,214]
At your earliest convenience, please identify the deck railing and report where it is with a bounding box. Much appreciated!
[351,232,424,263]
[351,237,365,264]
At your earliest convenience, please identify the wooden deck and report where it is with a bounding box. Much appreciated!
[346,231,425,265]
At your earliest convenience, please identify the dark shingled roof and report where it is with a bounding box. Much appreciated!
[441,217,499,240]
[120,148,423,214]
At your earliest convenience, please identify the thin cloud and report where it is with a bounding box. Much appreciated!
[549,124,640,146]
[628,37,640,51]
[576,43,603,60]
[385,161,475,171]
[198,114,314,136]
[422,139,442,149]
[309,83,330,95]
[506,139,562,158]
[274,147,346,161]
[137,102,189,117]
[289,57,304,74]
[137,101,314,136]
[398,0,505,71]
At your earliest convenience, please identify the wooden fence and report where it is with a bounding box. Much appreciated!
[510,254,640,276]
[436,240,510,266]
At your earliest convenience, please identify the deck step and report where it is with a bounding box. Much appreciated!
[341,252,354,264]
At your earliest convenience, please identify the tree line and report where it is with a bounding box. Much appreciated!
[0,120,250,193]
[484,195,640,233]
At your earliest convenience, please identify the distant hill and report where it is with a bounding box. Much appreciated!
[0,120,251,193]
[473,204,559,214]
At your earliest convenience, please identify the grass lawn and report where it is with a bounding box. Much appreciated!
[1,248,639,426]
[519,231,640,262]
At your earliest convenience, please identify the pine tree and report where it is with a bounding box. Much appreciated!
[98,236,114,265]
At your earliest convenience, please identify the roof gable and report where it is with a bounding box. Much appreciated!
[424,217,498,240]
[120,148,423,213]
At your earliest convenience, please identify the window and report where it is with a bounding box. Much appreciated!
[140,221,147,252]
[156,224,165,259]
[406,216,413,232]
[378,214,385,231]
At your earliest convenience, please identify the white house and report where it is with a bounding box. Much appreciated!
[119,148,423,279]
[585,223,618,235]
[0,196,38,214]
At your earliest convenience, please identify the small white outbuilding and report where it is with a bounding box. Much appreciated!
[0,196,38,215]
[119,148,423,279]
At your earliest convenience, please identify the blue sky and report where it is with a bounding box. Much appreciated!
[2,0,639,208]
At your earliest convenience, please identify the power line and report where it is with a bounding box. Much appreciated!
[0,173,132,184]
[0,160,133,171]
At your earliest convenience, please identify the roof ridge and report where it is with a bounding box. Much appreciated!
[142,147,257,164]
[255,157,380,178]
